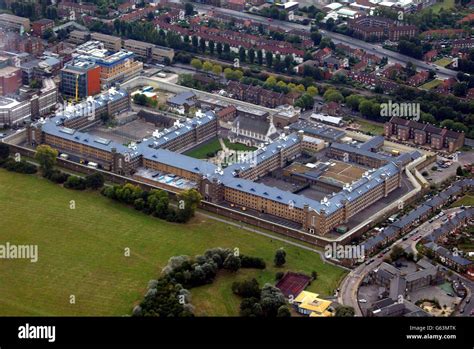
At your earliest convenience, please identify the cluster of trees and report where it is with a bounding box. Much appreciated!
[300,5,324,21]
[133,277,194,317]
[102,184,201,224]
[457,49,474,74]
[35,144,105,190]
[397,38,424,60]
[189,59,223,76]
[161,248,265,289]
[134,247,266,316]
[388,85,474,137]
[237,282,291,317]
[132,93,158,108]
[0,143,36,173]
[178,74,221,93]
[258,6,288,21]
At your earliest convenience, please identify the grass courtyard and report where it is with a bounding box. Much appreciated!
[354,119,384,136]
[183,137,222,159]
[0,169,346,316]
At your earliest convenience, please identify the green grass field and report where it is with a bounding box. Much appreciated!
[223,140,257,152]
[427,0,455,13]
[355,119,384,136]
[434,57,453,67]
[0,169,346,316]
[420,79,442,90]
[183,137,222,159]
[450,195,474,208]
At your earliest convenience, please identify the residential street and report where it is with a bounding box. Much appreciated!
[193,4,457,79]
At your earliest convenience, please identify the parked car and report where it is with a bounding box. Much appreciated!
[359,299,367,303]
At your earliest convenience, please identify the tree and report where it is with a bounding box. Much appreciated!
[208,40,215,55]
[257,50,263,65]
[191,58,202,70]
[345,94,362,111]
[248,48,255,64]
[216,42,223,56]
[85,173,105,190]
[307,86,318,97]
[202,61,213,72]
[133,93,147,106]
[260,284,287,317]
[296,84,306,93]
[0,142,9,162]
[277,305,291,317]
[456,166,465,177]
[191,36,198,50]
[265,76,277,86]
[212,64,222,75]
[274,248,286,267]
[223,254,241,272]
[323,88,344,103]
[177,188,202,221]
[64,176,87,190]
[239,46,246,63]
[335,305,355,317]
[311,31,322,45]
[199,38,206,53]
[184,3,194,16]
[35,144,58,173]
[265,51,273,68]
[232,278,260,298]
[390,245,405,261]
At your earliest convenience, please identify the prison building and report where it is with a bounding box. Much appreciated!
[90,32,122,52]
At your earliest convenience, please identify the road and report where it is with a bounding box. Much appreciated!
[193,4,457,79]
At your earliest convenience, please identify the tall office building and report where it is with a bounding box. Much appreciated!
[60,60,101,99]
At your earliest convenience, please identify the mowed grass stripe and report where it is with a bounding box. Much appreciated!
[0,170,346,316]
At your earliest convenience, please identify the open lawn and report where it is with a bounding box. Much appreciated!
[450,195,474,208]
[223,139,257,152]
[0,169,346,316]
[427,0,455,13]
[354,119,384,136]
[434,57,453,67]
[183,137,222,159]
[421,79,442,90]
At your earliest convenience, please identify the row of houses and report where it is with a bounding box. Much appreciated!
[226,81,301,109]
[422,208,474,272]
[154,18,306,61]
[360,179,474,255]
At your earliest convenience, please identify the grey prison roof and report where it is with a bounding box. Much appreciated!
[36,99,405,216]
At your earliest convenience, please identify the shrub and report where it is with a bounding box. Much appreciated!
[275,271,284,281]
[232,278,261,298]
[2,158,37,174]
[223,254,241,272]
[64,176,87,190]
[134,198,145,211]
[44,169,70,184]
[240,255,266,269]
[85,172,105,190]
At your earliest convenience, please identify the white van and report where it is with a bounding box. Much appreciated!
[87,162,98,169]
